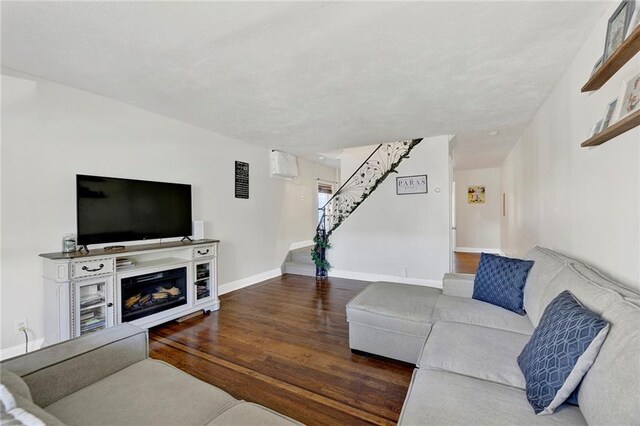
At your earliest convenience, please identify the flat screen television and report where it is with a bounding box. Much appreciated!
[77,175,192,246]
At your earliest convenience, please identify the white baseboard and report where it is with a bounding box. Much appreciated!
[455,247,501,254]
[289,240,314,251]
[0,338,45,361]
[218,268,282,295]
[330,269,442,289]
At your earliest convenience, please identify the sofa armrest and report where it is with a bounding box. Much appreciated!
[1,324,148,407]
[442,273,475,298]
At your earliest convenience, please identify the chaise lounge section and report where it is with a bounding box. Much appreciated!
[0,325,299,426]
[346,246,640,425]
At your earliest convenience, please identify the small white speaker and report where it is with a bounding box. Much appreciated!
[192,220,204,240]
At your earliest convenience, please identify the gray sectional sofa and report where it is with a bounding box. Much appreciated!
[346,246,640,425]
[0,325,299,426]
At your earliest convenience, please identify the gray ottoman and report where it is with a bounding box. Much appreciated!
[346,282,442,364]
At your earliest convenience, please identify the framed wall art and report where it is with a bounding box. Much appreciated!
[616,71,640,120]
[396,175,428,195]
[468,186,485,204]
[604,1,635,60]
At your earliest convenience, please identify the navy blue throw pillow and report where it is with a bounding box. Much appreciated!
[517,291,609,415]
[472,253,533,315]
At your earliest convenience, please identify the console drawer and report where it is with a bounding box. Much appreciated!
[193,245,216,259]
[71,258,114,279]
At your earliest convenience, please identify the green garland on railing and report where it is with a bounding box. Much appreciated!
[311,232,331,276]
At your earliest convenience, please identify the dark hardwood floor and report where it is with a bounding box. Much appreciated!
[149,275,414,425]
[453,252,480,274]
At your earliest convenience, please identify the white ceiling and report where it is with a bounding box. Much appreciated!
[1,1,607,170]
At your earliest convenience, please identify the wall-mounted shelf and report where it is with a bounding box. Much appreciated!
[581,109,640,147]
[581,26,640,93]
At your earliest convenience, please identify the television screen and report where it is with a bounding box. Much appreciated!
[77,175,192,246]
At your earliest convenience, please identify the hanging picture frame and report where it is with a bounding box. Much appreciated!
[467,186,485,204]
[396,175,428,195]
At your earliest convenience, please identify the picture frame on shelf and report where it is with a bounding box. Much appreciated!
[627,8,640,37]
[590,119,604,138]
[591,55,604,76]
[602,98,619,129]
[616,71,640,120]
[604,1,635,60]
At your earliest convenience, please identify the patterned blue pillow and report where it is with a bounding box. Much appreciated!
[472,253,534,315]
[517,290,609,415]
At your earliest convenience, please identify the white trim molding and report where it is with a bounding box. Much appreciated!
[455,247,501,254]
[0,338,44,361]
[218,269,282,295]
[289,240,314,251]
[330,269,442,289]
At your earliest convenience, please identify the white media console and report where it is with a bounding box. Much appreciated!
[40,239,219,346]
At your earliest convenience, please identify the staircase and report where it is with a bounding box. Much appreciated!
[282,246,316,277]
[313,138,423,277]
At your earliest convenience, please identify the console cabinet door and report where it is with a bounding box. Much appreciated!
[72,275,115,337]
[193,258,216,306]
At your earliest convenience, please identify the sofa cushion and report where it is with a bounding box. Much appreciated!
[45,359,237,426]
[3,323,148,408]
[0,371,31,403]
[472,253,533,315]
[7,394,66,426]
[517,291,609,415]
[398,369,586,426]
[523,247,567,326]
[434,295,535,335]
[346,282,440,337]
[577,297,640,425]
[539,265,627,321]
[207,402,300,425]
[418,321,529,389]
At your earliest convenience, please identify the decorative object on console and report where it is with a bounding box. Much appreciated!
[617,70,640,119]
[62,233,76,253]
[604,1,635,60]
[472,253,534,315]
[517,290,609,415]
[467,186,485,204]
[192,220,204,240]
[396,175,428,195]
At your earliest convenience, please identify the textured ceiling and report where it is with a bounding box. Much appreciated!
[1,1,607,170]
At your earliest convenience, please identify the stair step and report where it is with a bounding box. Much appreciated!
[290,247,314,264]
[282,261,316,277]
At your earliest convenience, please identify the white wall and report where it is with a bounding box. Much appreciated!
[0,71,336,351]
[500,4,640,288]
[453,167,501,252]
[329,136,452,287]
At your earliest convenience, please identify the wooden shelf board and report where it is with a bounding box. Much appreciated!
[582,26,640,93]
[581,109,640,147]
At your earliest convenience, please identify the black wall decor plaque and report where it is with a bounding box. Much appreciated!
[235,161,249,199]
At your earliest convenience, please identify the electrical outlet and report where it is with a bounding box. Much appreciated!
[15,319,28,334]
